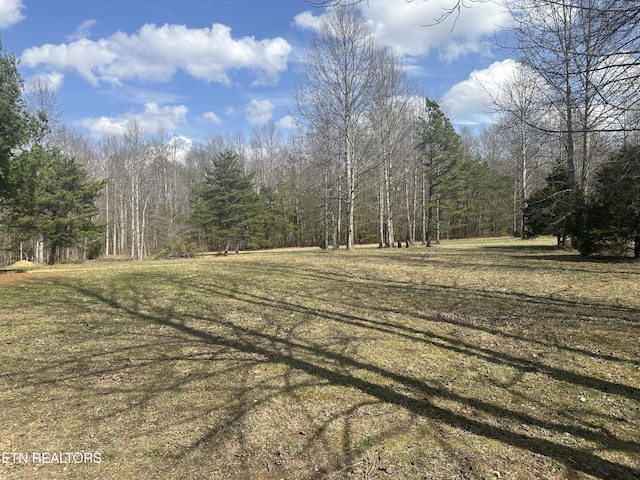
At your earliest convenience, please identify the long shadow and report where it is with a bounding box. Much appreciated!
[388,250,640,280]
[158,272,640,402]
[479,244,570,256]
[1,283,343,478]
[480,243,640,269]
[277,261,640,317]
[55,276,640,480]
[243,262,640,367]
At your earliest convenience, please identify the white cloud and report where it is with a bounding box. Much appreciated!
[275,115,296,130]
[441,59,519,125]
[79,115,129,137]
[0,0,24,29]
[66,19,97,42]
[440,37,487,63]
[293,11,325,31]
[26,71,64,92]
[21,22,292,87]
[79,102,188,136]
[246,99,274,126]
[292,3,508,60]
[361,1,511,59]
[203,111,222,125]
[224,106,235,116]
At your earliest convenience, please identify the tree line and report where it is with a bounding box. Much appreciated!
[504,0,640,256]
[1,1,640,264]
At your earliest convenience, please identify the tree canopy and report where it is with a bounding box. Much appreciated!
[416,98,463,246]
[1,39,104,264]
[0,40,41,198]
[3,3,640,261]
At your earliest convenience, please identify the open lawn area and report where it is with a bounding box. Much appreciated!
[0,237,639,479]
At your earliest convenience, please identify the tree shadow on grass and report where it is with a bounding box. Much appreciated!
[480,243,640,267]
[248,261,640,368]
[42,269,640,480]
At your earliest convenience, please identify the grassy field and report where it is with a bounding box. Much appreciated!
[0,237,639,479]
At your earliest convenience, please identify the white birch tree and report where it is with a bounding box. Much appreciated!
[294,5,379,250]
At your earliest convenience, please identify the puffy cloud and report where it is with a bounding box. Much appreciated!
[79,115,129,137]
[79,102,188,136]
[22,39,118,86]
[26,71,64,92]
[441,59,519,125]
[0,0,24,29]
[293,11,325,31]
[292,2,509,60]
[362,0,511,60]
[203,111,222,125]
[21,22,292,87]
[246,99,274,126]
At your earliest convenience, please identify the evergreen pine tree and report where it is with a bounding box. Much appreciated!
[0,39,43,199]
[3,146,105,264]
[580,146,640,257]
[524,163,573,245]
[191,150,267,253]
[416,98,463,245]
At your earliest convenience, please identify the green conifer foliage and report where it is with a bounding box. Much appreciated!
[0,40,36,198]
[4,146,105,264]
[190,150,267,253]
[581,146,640,257]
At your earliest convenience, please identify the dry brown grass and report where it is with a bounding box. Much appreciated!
[0,237,639,479]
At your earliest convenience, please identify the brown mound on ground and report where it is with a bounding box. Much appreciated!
[7,260,37,269]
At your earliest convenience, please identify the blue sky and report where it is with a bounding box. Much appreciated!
[0,0,517,145]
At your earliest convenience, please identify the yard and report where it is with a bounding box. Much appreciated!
[1,237,638,479]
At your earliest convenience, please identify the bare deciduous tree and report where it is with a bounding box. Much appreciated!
[491,64,551,238]
[368,48,416,247]
[294,5,380,250]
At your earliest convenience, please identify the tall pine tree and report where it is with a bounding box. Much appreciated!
[524,163,573,245]
[416,98,463,246]
[190,150,267,253]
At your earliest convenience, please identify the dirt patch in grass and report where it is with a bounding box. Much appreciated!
[0,271,23,283]
[0,261,41,282]
[1,237,639,479]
